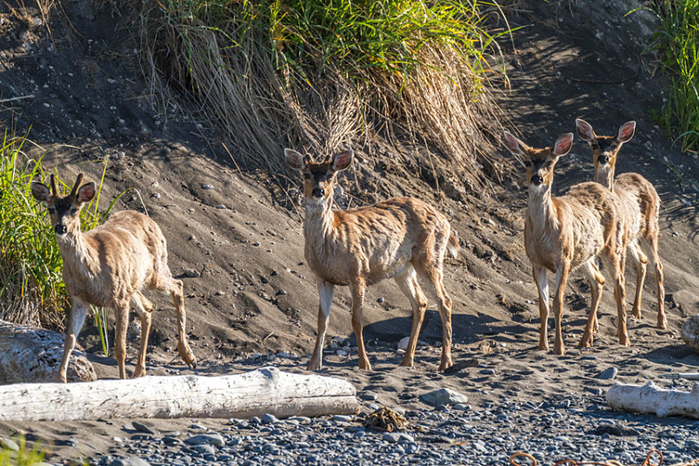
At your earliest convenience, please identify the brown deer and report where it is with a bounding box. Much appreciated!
[285,148,458,371]
[504,131,629,355]
[31,173,197,382]
[576,119,667,329]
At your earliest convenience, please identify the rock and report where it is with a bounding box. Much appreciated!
[398,336,410,350]
[184,269,200,278]
[185,433,225,447]
[261,414,279,424]
[201,184,214,190]
[682,315,699,352]
[1,438,19,451]
[131,421,156,435]
[419,388,469,407]
[0,320,96,384]
[596,367,619,380]
[108,458,151,466]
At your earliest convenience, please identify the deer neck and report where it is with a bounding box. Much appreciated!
[303,197,338,247]
[594,165,615,190]
[56,227,100,278]
[527,184,558,233]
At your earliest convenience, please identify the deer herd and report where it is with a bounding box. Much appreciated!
[29,120,666,382]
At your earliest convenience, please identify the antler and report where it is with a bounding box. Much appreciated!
[49,174,58,197]
[70,173,84,197]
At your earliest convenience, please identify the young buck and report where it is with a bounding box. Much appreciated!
[576,119,667,329]
[285,148,459,371]
[31,173,197,382]
[504,132,629,355]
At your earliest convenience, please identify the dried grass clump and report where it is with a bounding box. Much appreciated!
[139,0,510,199]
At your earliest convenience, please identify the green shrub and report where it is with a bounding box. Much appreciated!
[142,0,510,195]
[653,0,699,154]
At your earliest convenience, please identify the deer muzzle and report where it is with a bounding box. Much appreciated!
[530,174,544,186]
[312,187,325,198]
[54,224,68,235]
[598,155,609,165]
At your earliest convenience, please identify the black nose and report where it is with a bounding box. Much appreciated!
[531,174,543,186]
[598,155,609,165]
[312,187,324,198]
[54,225,67,235]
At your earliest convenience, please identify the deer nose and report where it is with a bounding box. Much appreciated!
[312,187,325,198]
[54,224,67,235]
[598,155,609,165]
[531,174,543,186]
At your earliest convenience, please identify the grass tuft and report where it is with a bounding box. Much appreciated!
[140,0,510,198]
[653,0,699,154]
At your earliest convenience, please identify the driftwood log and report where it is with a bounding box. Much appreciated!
[0,319,96,384]
[0,367,359,422]
[607,381,699,418]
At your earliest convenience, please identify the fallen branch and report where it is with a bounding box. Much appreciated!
[607,381,699,418]
[0,367,359,422]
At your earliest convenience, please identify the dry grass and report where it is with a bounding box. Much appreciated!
[138,0,511,202]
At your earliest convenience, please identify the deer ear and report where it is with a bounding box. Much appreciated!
[503,131,529,157]
[575,119,595,143]
[553,133,574,157]
[616,121,636,144]
[77,182,96,204]
[284,148,306,171]
[30,181,51,204]
[331,150,353,172]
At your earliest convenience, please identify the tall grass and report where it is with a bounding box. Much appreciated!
[141,0,510,197]
[0,132,123,335]
[0,436,45,466]
[653,0,699,153]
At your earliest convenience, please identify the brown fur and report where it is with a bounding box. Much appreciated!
[504,132,629,355]
[31,174,196,382]
[285,149,458,371]
[576,119,666,329]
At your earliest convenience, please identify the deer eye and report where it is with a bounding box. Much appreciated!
[545,161,553,168]
[523,160,532,168]
[69,207,78,215]
[303,174,311,180]
[47,206,56,214]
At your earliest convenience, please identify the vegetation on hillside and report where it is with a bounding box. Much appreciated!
[140,0,511,197]
[654,0,699,154]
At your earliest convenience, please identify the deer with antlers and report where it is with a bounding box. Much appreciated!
[31,173,197,382]
[285,148,458,371]
[504,131,629,355]
[575,119,666,329]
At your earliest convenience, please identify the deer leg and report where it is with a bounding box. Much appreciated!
[642,237,666,330]
[532,265,550,352]
[628,242,648,319]
[349,279,371,371]
[308,280,334,371]
[131,292,153,378]
[579,260,605,348]
[602,252,630,346]
[395,266,428,368]
[420,269,453,371]
[114,301,130,379]
[56,300,89,383]
[162,278,197,369]
[552,263,570,356]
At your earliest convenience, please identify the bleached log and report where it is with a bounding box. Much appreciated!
[0,320,96,384]
[0,367,359,422]
[607,381,699,418]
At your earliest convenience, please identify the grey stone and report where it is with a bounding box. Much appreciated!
[419,388,469,407]
[185,433,225,447]
[261,414,279,424]
[596,367,619,380]
[108,458,151,466]
[0,438,19,451]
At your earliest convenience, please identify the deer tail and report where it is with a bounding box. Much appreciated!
[448,231,460,259]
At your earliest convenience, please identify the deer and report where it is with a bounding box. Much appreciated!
[284,148,459,371]
[575,119,667,330]
[504,131,629,355]
[30,173,197,382]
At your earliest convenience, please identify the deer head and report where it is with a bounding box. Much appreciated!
[504,131,574,192]
[30,173,96,238]
[576,119,636,187]
[285,148,353,207]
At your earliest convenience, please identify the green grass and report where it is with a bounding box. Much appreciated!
[0,131,123,336]
[0,436,45,466]
[653,0,699,153]
[142,0,510,194]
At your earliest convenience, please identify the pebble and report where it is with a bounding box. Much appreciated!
[596,367,619,380]
[184,269,201,278]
